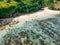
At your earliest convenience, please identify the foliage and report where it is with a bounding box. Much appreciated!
[0,0,60,17]
[15,0,42,13]
[0,1,18,17]
[48,0,60,10]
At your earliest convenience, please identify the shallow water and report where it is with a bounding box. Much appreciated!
[0,15,60,45]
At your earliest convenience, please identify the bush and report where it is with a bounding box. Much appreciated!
[0,0,3,2]
[15,0,42,13]
[0,1,18,17]
[15,0,59,13]
[14,0,21,2]
[0,0,60,17]
[48,0,60,10]
[41,0,54,7]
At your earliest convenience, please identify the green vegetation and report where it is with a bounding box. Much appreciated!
[0,0,18,17]
[48,0,60,10]
[15,0,42,13]
[0,0,60,17]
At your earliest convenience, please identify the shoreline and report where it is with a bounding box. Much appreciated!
[0,9,60,30]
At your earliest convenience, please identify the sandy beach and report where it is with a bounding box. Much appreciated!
[0,9,60,30]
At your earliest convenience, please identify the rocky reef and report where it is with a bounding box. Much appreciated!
[0,16,60,45]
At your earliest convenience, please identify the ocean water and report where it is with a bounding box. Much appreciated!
[0,15,60,45]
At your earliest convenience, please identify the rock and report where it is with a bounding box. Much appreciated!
[0,18,13,25]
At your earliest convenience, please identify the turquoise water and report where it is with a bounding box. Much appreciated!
[0,16,60,45]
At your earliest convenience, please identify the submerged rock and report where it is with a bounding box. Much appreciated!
[0,16,60,45]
